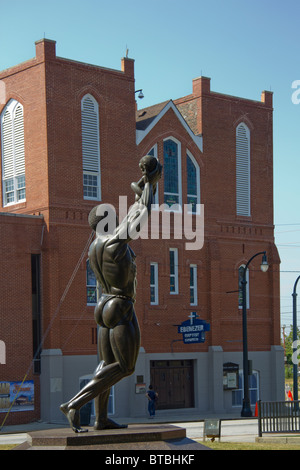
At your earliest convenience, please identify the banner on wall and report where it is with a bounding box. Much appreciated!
[0,381,34,412]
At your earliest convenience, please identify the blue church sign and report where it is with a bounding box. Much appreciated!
[178,312,210,344]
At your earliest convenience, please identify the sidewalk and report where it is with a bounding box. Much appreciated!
[0,410,246,435]
[2,412,300,446]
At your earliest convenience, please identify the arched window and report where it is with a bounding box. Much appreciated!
[186,151,200,213]
[163,138,181,209]
[81,94,101,200]
[236,123,250,216]
[1,99,26,206]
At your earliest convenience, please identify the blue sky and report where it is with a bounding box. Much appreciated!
[1,0,300,330]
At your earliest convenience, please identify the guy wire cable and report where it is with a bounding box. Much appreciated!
[0,231,94,431]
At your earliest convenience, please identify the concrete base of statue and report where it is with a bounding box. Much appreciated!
[13,423,210,450]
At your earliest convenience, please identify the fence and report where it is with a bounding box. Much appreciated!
[258,400,300,436]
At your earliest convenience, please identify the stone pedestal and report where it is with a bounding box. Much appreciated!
[13,424,210,450]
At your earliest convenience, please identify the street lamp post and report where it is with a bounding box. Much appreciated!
[241,251,269,417]
[292,275,300,403]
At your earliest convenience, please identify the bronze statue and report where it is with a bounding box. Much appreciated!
[60,155,162,432]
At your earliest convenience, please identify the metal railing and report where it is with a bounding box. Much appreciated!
[258,400,300,436]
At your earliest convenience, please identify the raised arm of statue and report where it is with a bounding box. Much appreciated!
[108,155,162,248]
[110,182,151,245]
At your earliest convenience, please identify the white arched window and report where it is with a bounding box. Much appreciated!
[1,99,26,206]
[236,123,250,216]
[81,94,101,200]
[186,151,200,214]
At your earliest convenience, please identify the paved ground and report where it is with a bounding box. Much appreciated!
[180,419,258,442]
[0,416,259,446]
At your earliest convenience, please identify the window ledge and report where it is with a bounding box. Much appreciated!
[2,201,27,210]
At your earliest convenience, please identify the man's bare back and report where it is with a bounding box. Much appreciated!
[60,155,162,432]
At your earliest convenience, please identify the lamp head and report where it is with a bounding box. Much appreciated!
[260,252,269,273]
[135,89,144,99]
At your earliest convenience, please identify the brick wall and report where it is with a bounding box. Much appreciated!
[0,40,280,423]
[135,78,280,354]
[0,213,43,425]
[0,39,137,424]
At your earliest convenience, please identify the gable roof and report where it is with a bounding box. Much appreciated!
[136,100,203,152]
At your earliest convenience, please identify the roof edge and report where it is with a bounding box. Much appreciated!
[136,100,203,152]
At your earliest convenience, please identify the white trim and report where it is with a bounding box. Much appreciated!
[136,101,203,152]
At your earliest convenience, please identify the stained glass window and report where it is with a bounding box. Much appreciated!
[164,139,179,207]
[187,155,197,212]
[187,153,200,213]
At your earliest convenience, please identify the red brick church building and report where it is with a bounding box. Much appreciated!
[0,39,283,426]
